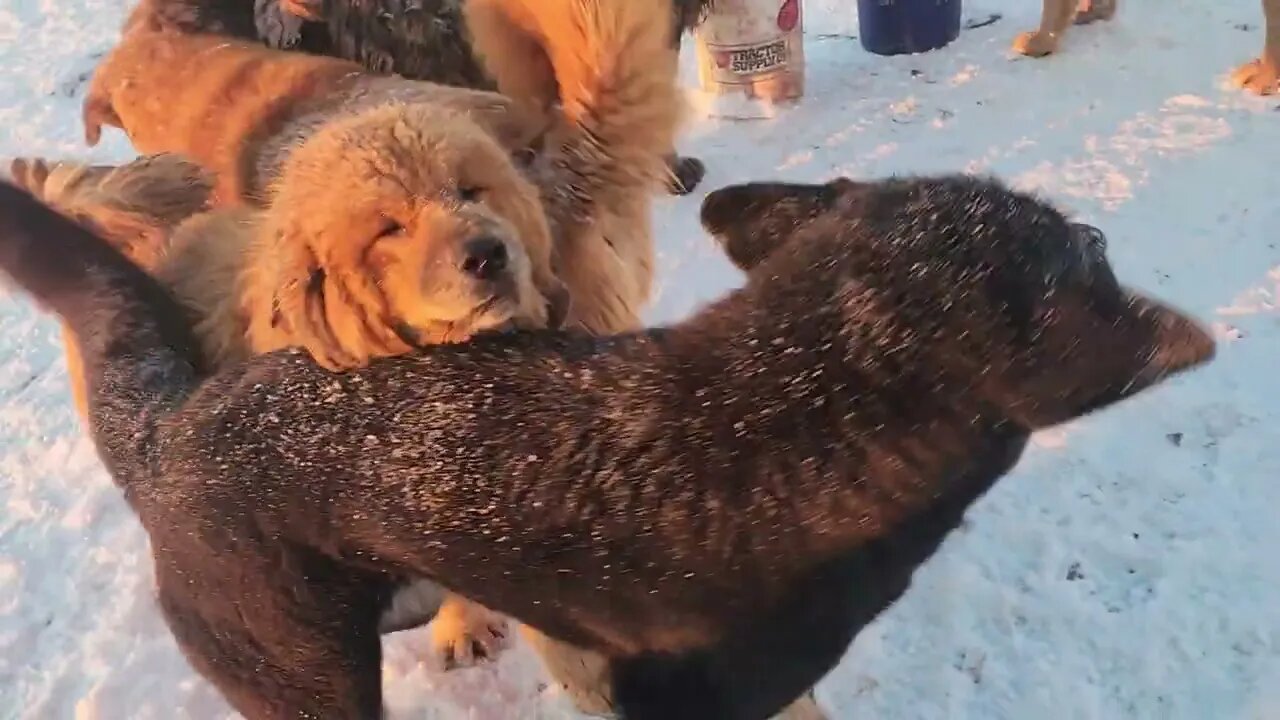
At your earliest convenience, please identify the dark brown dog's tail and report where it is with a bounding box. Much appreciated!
[0,181,202,483]
[465,0,682,223]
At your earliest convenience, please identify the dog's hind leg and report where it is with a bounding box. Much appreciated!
[154,557,386,719]
[1232,0,1280,94]
[1012,0,1083,57]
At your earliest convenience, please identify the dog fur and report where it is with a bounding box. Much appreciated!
[11,106,567,670]
[82,12,546,206]
[0,171,1215,719]
[35,0,681,693]
[133,0,712,194]
[1013,0,1280,95]
[84,0,679,336]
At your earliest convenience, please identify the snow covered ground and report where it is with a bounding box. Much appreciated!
[2,0,1279,717]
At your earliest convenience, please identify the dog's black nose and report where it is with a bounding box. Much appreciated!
[460,236,509,280]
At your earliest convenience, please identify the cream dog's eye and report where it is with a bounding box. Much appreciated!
[375,218,404,239]
[458,186,485,202]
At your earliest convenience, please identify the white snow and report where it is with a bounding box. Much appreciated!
[2,0,1279,717]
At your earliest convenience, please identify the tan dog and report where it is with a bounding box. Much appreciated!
[1013,0,1280,95]
[83,7,547,206]
[464,0,679,334]
[84,0,678,336]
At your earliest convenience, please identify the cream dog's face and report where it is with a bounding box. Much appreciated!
[263,103,569,370]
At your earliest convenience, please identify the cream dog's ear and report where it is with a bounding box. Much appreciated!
[260,213,414,372]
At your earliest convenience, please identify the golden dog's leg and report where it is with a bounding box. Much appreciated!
[1232,0,1280,95]
[520,626,617,715]
[1012,0,1077,56]
[430,594,511,669]
[521,625,829,719]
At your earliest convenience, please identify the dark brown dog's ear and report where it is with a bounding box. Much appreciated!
[700,178,864,272]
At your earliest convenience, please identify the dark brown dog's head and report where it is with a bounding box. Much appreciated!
[701,175,1215,430]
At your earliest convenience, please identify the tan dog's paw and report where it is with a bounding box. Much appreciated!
[1012,31,1061,57]
[430,596,510,670]
[1232,56,1280,95]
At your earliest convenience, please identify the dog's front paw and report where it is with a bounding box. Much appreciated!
[666,155,706,196]
[1012,30,1061,57]
[430,597,510,670]
[1232,55,1280,95]
[254,0,306,48]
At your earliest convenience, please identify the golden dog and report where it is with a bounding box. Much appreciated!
[1013,0,1280,95]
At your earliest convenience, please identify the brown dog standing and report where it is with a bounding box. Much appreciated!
[0,171,1216,720]
[1013,0,1280,95]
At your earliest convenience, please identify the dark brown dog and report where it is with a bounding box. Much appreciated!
[138,0,713,193]
[1013,0,1280,95]
[0,173,1214,720]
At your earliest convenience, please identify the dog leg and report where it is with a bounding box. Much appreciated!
[665,154,706,196]
[1232,0,1280,95]
[430,595,511,669]
[521,626,617,716]
[1012,0,1084,57]
[523,625,829,720]
[156,564,386,719]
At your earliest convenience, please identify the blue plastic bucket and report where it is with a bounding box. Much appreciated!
[856,0,963,56]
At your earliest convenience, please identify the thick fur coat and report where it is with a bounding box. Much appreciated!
[33,0,684,699]
[134,0,713,192]
[83,0,679,334]
[82,10,544,206]
[0,172,1214,719]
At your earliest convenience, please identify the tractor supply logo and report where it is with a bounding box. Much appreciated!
[727,39,789,75]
